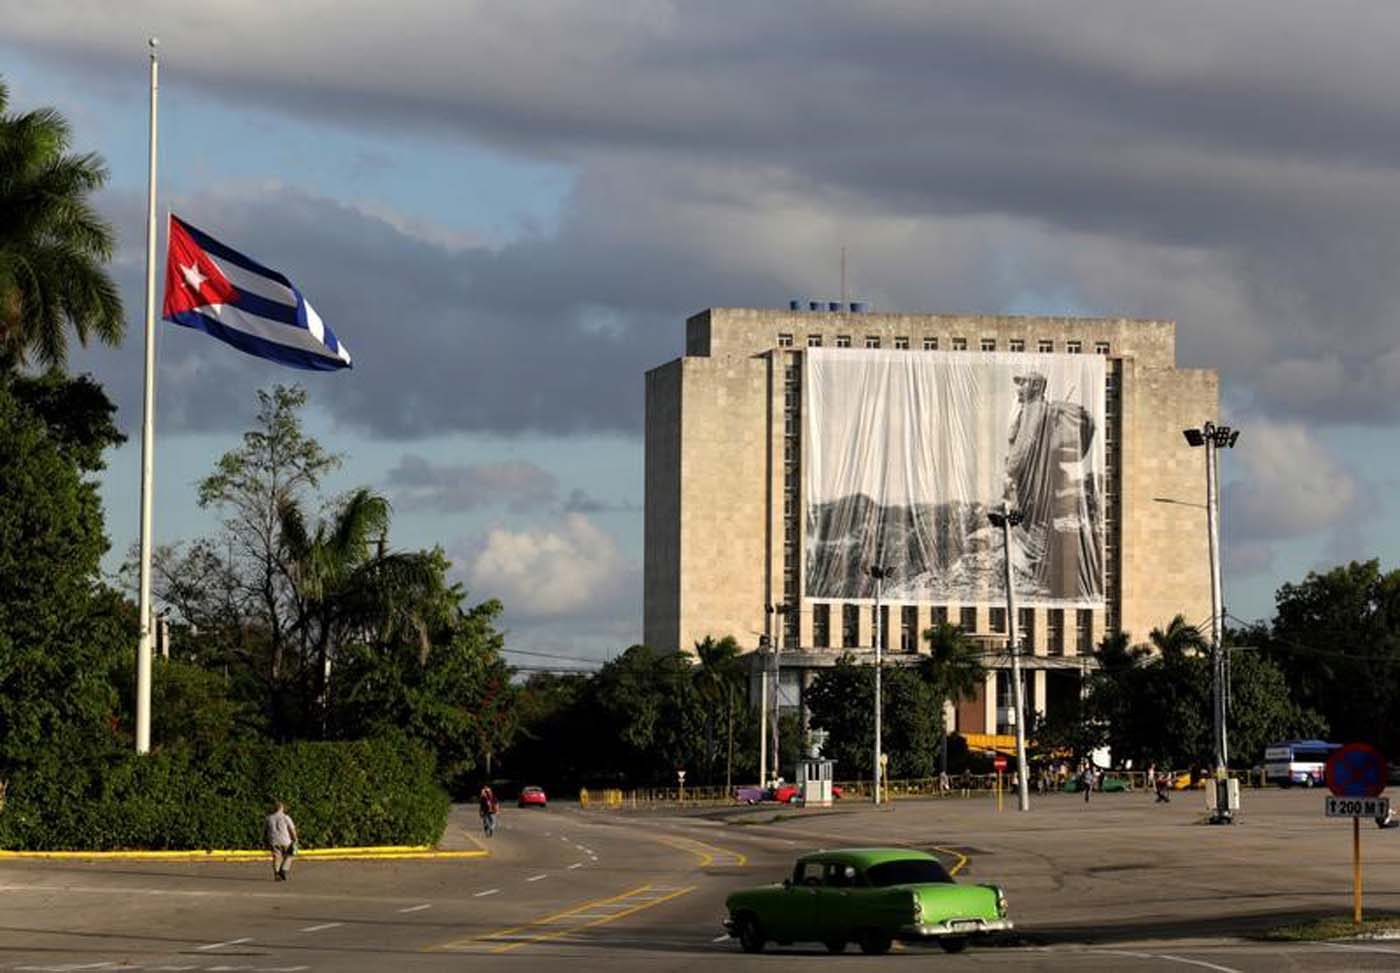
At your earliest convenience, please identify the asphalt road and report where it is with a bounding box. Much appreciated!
[0,788,1397,970]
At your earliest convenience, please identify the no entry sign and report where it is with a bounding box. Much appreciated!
[993,755,1008,773]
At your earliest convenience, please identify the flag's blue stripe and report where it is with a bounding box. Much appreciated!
[228,289,300,327]
[174,215,295,290]
[167,309,351,372]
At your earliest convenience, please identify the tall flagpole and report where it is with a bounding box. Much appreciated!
[136,37,160,754]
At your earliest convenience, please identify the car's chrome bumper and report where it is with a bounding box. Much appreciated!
[900,917,1014,938]
[721,917,737,935]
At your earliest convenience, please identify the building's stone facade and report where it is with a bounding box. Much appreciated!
[644,307,1217,735]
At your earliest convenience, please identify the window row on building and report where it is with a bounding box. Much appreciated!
[807,602,1096,655]
[776,333,1111,355]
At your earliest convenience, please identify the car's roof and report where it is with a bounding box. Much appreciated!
[522,785,544,791]
[796,847,940,868]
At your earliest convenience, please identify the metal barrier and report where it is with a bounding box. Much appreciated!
[578,768,1279,810]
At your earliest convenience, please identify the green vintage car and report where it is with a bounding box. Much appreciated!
[723,847,1011,955]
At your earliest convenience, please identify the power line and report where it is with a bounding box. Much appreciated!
[502,647,612,665]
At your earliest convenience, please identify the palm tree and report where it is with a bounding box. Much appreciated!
[693,635,744,790]
[278,488,447,732]
[919,622,987,773]
[0,81,123,369]
[1148,614,1208,661]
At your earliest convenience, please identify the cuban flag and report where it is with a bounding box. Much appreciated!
[161,215,352,371]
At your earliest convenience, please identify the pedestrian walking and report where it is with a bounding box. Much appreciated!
[265,801,298,882]
[1080,763,1096,803]
[1145,763,1156,796]
[1155,771,1172,803]
[479,785,499,837]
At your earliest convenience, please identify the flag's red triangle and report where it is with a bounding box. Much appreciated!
[162,215,239,318]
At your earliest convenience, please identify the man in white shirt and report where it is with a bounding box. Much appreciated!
[265,801,298,881]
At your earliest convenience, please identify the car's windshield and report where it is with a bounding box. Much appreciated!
[864,859,954,887]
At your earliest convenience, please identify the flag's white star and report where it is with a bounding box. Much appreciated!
[180,261,207,291]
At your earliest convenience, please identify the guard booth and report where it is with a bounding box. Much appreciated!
[799,758,835,807]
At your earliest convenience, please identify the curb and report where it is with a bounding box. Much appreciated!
[0,846,488,862]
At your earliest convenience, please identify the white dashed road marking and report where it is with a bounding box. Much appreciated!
[712,933,731,942]
[526,873,547,882]
[568,862,583,869]
[398,903,432,913]
[474,888,501,897]
[1099,950,1241,973]
[195,936,252,951]
[300,921,344,932]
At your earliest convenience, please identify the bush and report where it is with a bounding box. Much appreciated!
[0,734,449,851]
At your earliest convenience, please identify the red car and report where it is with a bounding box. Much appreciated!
[773,784,843,804]
[518,785,548,808]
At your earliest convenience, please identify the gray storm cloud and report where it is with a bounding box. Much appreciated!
[25,1,1400,436]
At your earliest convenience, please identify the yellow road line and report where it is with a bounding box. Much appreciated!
[431,883,654,950]
[0,847,487,862]
[651,834,747,868]
[488,885,695,954]
[931,844,970,876]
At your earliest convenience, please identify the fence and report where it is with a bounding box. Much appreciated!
[578,768,1272,809]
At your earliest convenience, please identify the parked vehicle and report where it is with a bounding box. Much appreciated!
[517,785,548,808]
[1263,740,1340,787]
[723,847,1011,955]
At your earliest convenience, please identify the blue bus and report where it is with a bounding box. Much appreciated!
[1263,739,1339,787]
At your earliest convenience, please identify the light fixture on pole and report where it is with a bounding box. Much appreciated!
[866,565,894,805]
[988,502,1030,812]
[1183,420,1240,825]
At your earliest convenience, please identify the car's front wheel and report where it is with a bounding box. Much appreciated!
[734,914,765,954]
[858,930,892,955]
[939,936,968,954]
[823,938,847,954]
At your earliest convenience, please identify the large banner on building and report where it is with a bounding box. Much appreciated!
[804,348,1105,607]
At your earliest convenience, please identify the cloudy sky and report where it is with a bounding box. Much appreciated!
[4,1,1396,663]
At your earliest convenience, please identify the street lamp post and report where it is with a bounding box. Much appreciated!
[1183,421,1240,824]
[867,565,894,804]
[988,502,1030,812]
[758,632,769,789]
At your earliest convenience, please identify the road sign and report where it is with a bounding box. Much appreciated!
[1325,742,1388,798]
[993,755,1008,773]
[1326,796,1390,819]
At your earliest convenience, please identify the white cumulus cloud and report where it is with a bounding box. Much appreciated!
[465,514,626,618]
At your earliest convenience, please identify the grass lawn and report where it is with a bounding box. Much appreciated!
[1265,915,1400,941]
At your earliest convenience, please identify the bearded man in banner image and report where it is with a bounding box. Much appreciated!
[1002,371,1101,600]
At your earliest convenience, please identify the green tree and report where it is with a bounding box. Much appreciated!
[0,374,126,767]
[1266,560,1400,755]
[151,386,340,737]
[332,595,515,795]
[918,622,986,772]
[0,82,123,369]
[692,635,747,788]
[1087,617,1324,769]
[804,655,941,780]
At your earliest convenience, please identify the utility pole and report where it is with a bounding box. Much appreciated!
[758,633,769,788]
[771,605,784,783]
[1184,421,1240,824]
[867,565,893,804]
[989,502,1030,812]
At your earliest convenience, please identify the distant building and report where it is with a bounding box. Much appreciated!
[644,306,1216,741]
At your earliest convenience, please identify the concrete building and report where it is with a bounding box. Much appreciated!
[644,306,1217,744]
